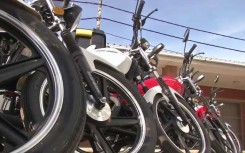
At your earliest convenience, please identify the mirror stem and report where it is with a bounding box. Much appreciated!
[184,41,187,53]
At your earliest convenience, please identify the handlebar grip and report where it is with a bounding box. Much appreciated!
[148,43,164,59]
[187,44,197,57]
[135,0,145,19]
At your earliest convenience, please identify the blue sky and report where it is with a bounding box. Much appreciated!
[77,0,245,62]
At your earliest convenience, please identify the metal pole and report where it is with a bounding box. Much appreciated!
[96,0,102,30]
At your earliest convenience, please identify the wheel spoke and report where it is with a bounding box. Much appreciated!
[107,127,137,136]
[0,58,44,85]
[177,132,191,153]
[183,133,201,141]
[88,124,115,153]
[108,117,139,126]
[223,138,233,151]
[1,113,23,128]
[88,138,104,153]
[110,100,121,117]
[162,118,174,132]
[158,103,178,118]
[0,113,29,146]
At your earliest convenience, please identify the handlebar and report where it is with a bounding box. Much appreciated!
[131,0,145,49]
[180,44,197,77]
[142,8,158,26]
[186,44,197,58]
[135,0,145,19]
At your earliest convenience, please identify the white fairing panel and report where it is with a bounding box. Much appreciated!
[83,46,132,74]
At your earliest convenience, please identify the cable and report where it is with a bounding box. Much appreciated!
[105,32,132,41]
[77,1,245,42]
[80,17,245,53]
[74,1,134,14]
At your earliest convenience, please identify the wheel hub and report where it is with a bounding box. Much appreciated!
[218,128,227,140]
[176,116,190,133]
[86,95,111,124]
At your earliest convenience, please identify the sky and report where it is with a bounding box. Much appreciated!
[73,0,245,63]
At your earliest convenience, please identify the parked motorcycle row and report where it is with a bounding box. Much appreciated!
[0,0,241,152]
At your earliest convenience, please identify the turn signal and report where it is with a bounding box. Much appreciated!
[53,7,64,16]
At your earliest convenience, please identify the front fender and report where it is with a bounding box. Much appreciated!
[144,86,169,104]
[143,86,185,104]
[82,47,132,75]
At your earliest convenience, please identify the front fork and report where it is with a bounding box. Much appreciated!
[153,71,189,125]
[61,30,107,110]
[205,110,237,152]
[45,0,107,111]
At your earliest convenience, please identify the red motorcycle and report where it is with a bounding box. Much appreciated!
[136,27,241,153]
[127,2,211,151]
[175,29,241,153]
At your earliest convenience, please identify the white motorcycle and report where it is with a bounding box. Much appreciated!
[19,0,157,153]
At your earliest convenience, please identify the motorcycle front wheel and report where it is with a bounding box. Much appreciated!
[229,128,241,153]
[153,96,211,153]
[0,2,86,153]
[21,63,157,153]
[207,118,238,153]
[81,63,157,153]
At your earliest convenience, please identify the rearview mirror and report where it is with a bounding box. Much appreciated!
[214,75,219,83]
[194,74,205,84]
[147,43,164,59]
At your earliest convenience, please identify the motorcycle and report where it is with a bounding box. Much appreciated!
[178,29,241,153]
[0,0,86,152]
[21,0,157,152]
[126,0,211,152]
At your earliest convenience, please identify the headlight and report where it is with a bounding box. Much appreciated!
[140,38,150,51]
[64,4,82,31]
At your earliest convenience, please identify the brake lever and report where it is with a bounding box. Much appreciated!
[142,8,158,26]
[188,51,205,65]
[212,87,220,93]
[191,71,199,79]
[193,52,205,58]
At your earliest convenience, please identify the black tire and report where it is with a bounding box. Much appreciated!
[80,63,157,153]
[153,96,211,153]
[207,119,238,153]
[21,69,50,124]
[229,128,241,153]
[0,2,86,153]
